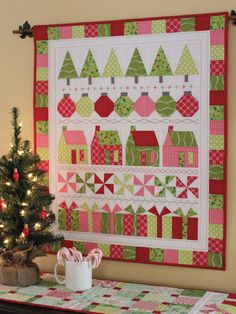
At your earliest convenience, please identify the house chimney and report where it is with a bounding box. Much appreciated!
[168,125,173,132]
[95,125,100,131]
[131,126,136,131]
[62,126,67,132]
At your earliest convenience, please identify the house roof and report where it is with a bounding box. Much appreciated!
[131,131,159,147]
[97,130,121,145]
[63,130,87,145]
[169,131,197,147]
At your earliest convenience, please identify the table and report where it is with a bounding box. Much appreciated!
[0,273,235,313]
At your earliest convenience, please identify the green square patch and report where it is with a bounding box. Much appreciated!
[72,25,85,38]
[36,68,48,81]
[210,135,224,150]
[209,224,223,239]
[123,246,136,260]
[152,20,166,33]
[181,289,206,297]
[36,95,48,108]
[210,15,225,30]
[48,27,60,40]
[180,17,195,32]
[36,121,48,134]
[36,40,48,54]
[98,243,110,257]
[150,248,164,262]
[210,105,224,120]
[98,24,111,37]
[124,22,138,35]
[210,76,224,91]
[210,45,224,60]
[209,165,224,180]
[179,250,193,265]
[73,241,86,254]
[208,253,223,267]
[209,194,224,209]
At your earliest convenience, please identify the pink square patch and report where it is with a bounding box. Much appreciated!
[36,54,48,67]
[133,301,158,310]
[209,209,224,224]
[210,30,224,45]
[138,21,152,34]
[85,242,98,254]
[60,26,72,39]
[164,249,178,264]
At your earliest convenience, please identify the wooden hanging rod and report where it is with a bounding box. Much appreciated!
[12,11,236,39]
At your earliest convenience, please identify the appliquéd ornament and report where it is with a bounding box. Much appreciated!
[13,168,20,182]
[41,208,47,220]
[22,224,29,238]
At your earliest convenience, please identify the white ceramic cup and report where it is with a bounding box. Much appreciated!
[54,260,92,291]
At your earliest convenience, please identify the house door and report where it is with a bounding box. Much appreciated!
[105,150,110,165]
[71,150,77,164]
[178,152,185,167]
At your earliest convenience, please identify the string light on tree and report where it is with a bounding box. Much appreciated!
[27,190,32,196]
[20,209,26,216]
[5,182,11,186]
[34,222,41,230]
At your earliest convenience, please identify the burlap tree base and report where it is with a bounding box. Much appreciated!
[0,262,40,286]
[0,244,46,286]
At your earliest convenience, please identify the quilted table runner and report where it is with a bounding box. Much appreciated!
[0,273,235,313]
[33,12,228,269]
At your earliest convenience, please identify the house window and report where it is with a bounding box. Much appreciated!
[114,150,119,163]
[80,150,85,162]
[140,151,146,166]
[150,151,156,164]
[188,152,194,165]
[178,152,185,167]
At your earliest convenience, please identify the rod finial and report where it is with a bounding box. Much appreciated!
[12,21,33,39]
[231,10,236,25]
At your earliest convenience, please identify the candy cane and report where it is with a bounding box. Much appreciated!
[69,247,83,263]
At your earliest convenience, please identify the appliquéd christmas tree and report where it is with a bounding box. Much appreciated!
[0,108,63,264]
[58,51,78,86]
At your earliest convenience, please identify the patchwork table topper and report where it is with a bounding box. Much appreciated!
[34,12,228,269]
[0,273,235,313]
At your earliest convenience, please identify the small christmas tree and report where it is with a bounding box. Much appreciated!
[0,108,63,265]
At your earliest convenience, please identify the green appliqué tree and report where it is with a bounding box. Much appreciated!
[126,48,147,84]
[149,46,173,83]
[80,50,100,85]
[103,48,123,84]
[0,108,63,262]
[58,51,78,86]
[175,45,199,82]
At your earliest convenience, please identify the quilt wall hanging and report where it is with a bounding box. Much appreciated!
[33,12,228,269]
